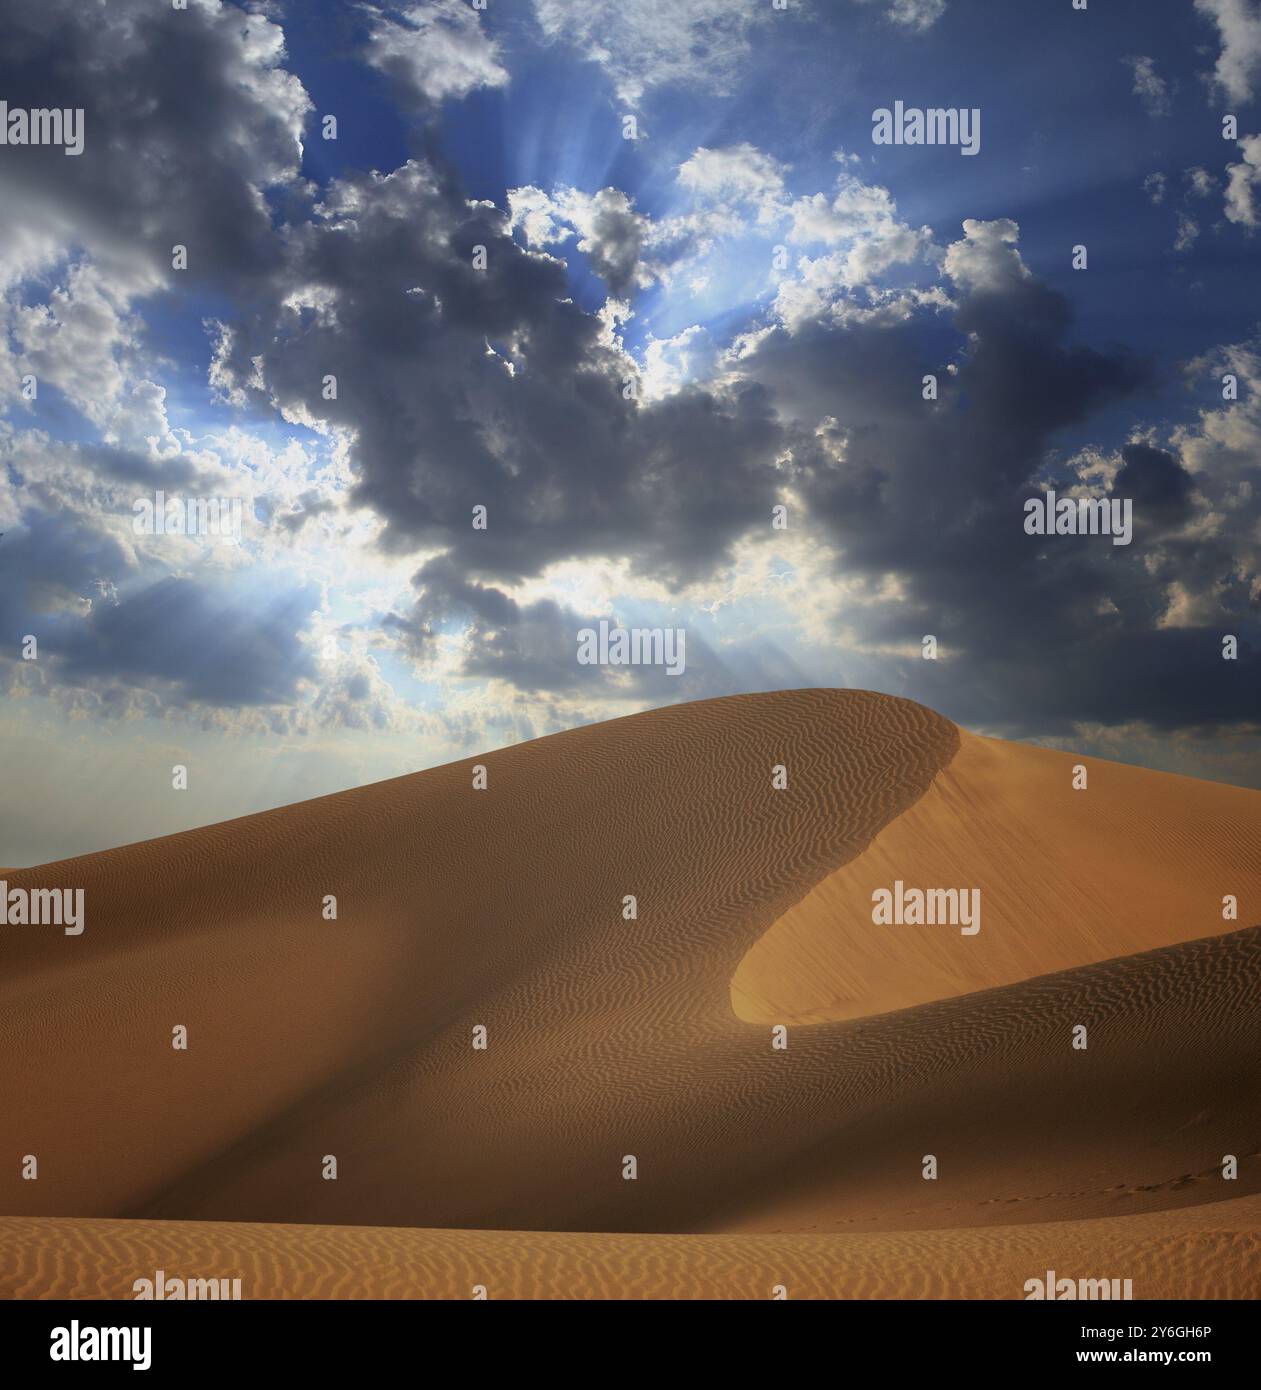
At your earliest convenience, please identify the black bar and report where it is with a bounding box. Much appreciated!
[1,1296,1253,1376]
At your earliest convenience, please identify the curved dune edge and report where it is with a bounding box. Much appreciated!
[3,1198,1261,1300]
[732,729,1261,1025]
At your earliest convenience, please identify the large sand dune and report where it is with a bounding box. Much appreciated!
[2,689,1259,1298]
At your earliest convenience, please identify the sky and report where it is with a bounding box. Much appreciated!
[1,0,1260,865]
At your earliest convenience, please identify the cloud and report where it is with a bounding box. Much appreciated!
[212,157,786,600]
[0,412,350,717]
[506,148,931,324]
[530,0,774,105]
[770,253,942,332]
[53,575,320,707]
[8,263,139,427]
[363,1,508,108]
[0,0,310,292]
[1143,172,1168,204]
[779,164,935,312]
[1124,55,1172,116]
[1175,212,1201,251]
[190,124,1256,748]
[639,325,720,400]
[386,554,721,698]
[1114,443,1196,527]
[1224,132,1261,227]
[677,144,789,226]
[941,217,1029,294]
[789,174,900,243]
[725,219,1259,740]
[668,146,938,328]
[509,186,655,298]
[857,0,947,30]
[1195,0,1261,104]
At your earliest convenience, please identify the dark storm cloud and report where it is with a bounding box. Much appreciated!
[0,508,131,644]
[0,498,320,709]
[0,0,308,286]
[385,554,724,697]
[212,159,784,593]
[55,576,319,707]
[748,274,1148,597]
[737,255,1261,736]
[1114,443,1196,527]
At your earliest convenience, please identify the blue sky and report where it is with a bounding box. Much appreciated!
[2,0,1261,863]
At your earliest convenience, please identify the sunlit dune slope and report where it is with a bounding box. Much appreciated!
[733,730,1261,1024]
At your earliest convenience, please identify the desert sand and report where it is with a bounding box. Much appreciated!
[4,1197,1261,1299]
[1,689,1259,1298]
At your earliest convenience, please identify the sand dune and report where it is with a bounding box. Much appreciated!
[4,1196,1261,1300]
[1,689,1259,1297]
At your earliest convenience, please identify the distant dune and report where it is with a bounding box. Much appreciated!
[2,689,1259,1298]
